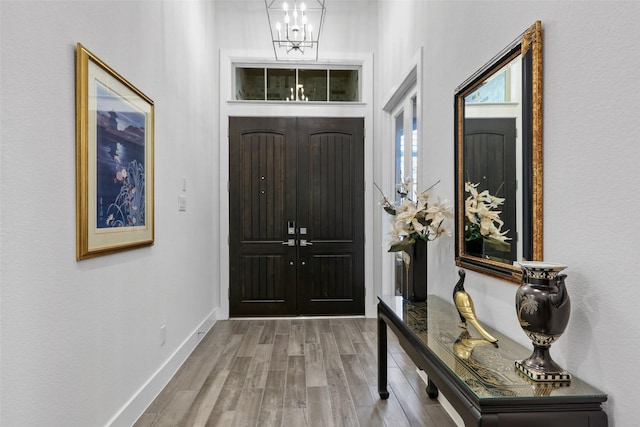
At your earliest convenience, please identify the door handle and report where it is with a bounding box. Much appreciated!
[299,239,313,247]
[282,239,296,246]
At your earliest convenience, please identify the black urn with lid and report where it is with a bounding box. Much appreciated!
[515,261,571,382]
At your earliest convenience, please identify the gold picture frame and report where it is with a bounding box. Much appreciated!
[76,43,154,260]
[454,22,542,282]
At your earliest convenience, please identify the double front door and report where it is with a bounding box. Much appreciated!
[229,117,365,316]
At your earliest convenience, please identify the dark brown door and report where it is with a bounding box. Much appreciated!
[229,117,365,316]
[229,117,297,316]
[464,118,517,262]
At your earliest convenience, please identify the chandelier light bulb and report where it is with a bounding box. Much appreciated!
[283,2,288,11]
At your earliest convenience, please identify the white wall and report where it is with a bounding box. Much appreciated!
[0,1,219,426]
[375,1,640,426]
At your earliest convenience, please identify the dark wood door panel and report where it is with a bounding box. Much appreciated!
[229,253,296,316]
[307,133,354,240]
[238,130,288,241]
[301,253,358,315]
[229,117,297,316]
[297,118,364,315]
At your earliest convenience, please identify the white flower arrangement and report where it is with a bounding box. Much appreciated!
[464,182,510,251]
[376,178,453,253]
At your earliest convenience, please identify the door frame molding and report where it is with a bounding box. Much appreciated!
[379,47,423,298]
[218,49,374,319]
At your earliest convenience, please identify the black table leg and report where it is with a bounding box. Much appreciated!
[378,306,390,399]
[426,378,439,399]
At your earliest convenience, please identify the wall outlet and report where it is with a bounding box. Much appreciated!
[178,195,187,212]
[160,325,166,346]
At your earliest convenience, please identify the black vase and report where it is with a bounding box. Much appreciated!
[515,261,571,382]
[465,237,483,257]
[404,238,428,302]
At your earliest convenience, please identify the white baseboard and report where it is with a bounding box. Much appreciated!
[416,368,464,427]
[106,307,219,427]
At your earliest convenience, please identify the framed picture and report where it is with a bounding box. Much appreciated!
[76,43,154,260]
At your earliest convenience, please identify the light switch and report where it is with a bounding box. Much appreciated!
[178,195,187,211]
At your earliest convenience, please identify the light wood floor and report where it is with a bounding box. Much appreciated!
[134,318,457,427]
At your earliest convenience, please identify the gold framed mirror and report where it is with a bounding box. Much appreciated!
[454,21,542,282]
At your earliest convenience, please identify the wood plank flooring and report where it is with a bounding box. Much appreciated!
[134,318,457,427]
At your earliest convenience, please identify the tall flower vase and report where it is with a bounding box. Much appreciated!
[515,261,571,382]
[403,239,428,302]
[465,237,483,258]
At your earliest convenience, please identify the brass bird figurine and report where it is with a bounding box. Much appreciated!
[453,269,498,343]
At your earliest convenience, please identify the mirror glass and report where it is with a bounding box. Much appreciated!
[455,21,542,282]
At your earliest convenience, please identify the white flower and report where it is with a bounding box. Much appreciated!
[465,181,478,194]
[464,182,510,244]
[417,190,431,206]
[426,197,453,224]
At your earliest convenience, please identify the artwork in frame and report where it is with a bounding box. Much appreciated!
[76,43,154,260]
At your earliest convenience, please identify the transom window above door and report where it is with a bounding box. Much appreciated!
[234,66,360,102]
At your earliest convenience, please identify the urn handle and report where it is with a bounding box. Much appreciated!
[549,274,568,307]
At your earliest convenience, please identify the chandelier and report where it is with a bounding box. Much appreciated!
[265,0,326,61]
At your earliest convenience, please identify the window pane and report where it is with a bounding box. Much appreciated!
[465,67,507,103]
[236,68,265,100]
[395,110,405,297]
[411,96,418,195]
[395,111,404,203]
[329,69,359,101]
[395,110,406,297]
[298,69,327,101]
[267,68,296,101]
[234,66,360,103]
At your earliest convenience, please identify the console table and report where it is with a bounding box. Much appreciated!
[377,295,608,427]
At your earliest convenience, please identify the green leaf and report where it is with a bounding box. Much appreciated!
[388,237,415,252]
